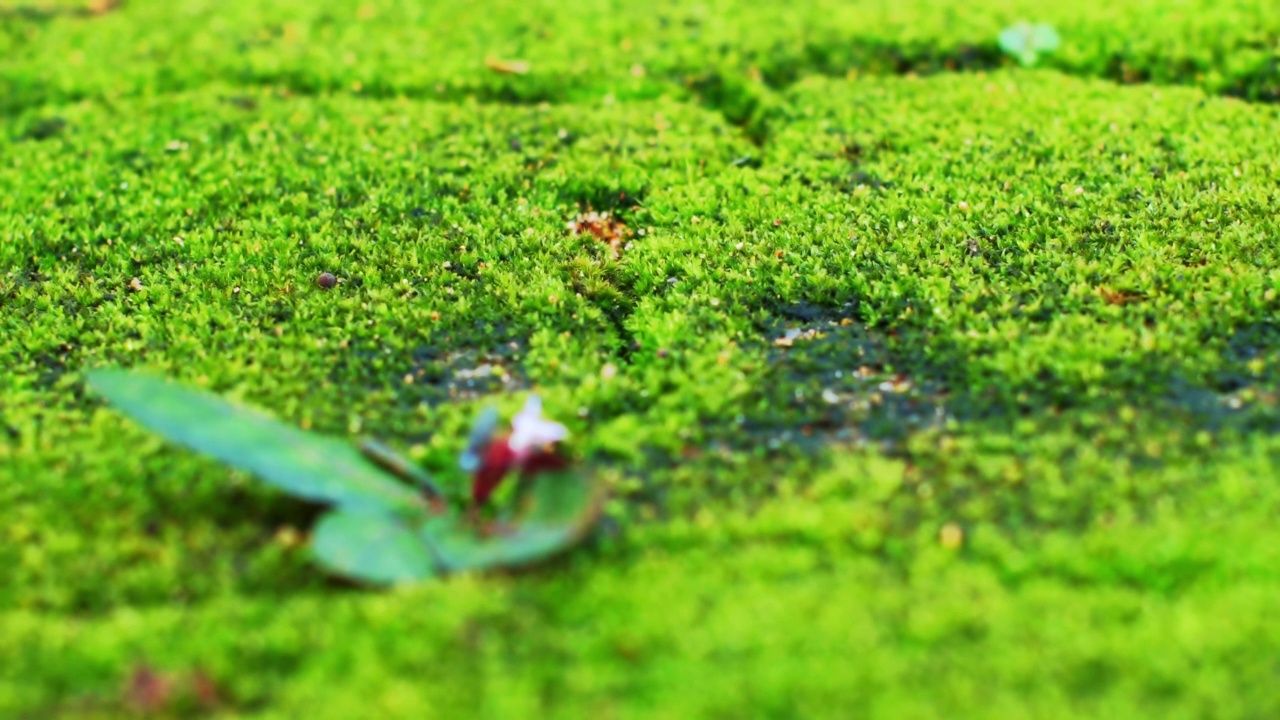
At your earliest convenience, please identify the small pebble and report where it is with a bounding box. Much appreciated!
[316,272,336,289]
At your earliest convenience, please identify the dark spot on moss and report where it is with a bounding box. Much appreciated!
[19,116,66,141]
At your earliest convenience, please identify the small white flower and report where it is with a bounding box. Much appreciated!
[507,394,569,457]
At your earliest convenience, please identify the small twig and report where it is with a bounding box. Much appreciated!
[358,438,445,500]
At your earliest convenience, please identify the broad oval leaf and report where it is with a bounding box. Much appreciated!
[86,369,428,518]
[426,468,607,572]
[312,510,437,584]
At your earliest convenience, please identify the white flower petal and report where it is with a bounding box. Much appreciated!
[508,394,569,455]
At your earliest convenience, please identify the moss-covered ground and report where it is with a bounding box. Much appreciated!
[3,0,1280,717]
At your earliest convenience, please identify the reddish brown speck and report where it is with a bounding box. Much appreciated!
[125,666,173,712]
[567,210,632,258]
[191,672,223,709]
[316,272,337,289]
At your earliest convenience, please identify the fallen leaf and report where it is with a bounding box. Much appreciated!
[485,57,531,75]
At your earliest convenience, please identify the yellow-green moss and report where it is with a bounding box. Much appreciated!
[3,1,1280,717]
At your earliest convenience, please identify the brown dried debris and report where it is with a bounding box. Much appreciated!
[1097,286,1144,306]
[123,664,224,715]
[125,666,173,713]
[86,0,122,15]
[567,210,633,259]
[772,327,823,347]
[484,57,531,75]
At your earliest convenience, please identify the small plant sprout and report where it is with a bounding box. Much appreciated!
[998,22,1061,67]
[85,369,606,586]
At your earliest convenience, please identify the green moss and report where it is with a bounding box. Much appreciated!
[4,1,1280,717]
[2,0,1279,117]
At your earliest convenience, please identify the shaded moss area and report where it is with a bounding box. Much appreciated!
[4,1,1280,717]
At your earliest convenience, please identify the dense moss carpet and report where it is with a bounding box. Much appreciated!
[3,1,1280,717]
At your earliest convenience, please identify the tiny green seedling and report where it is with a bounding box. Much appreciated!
[998,22,1061,67]
[84,368,607,586]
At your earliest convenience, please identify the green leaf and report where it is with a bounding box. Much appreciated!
[1030,25,1061,52]
[998,22,1061,67]
[427,468,606,572]
[311,510,437,584]
[86,369,428,517]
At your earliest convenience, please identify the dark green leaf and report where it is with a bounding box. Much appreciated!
[86,369,428,517]
[427,468,606,572]
[312,510,437,584]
